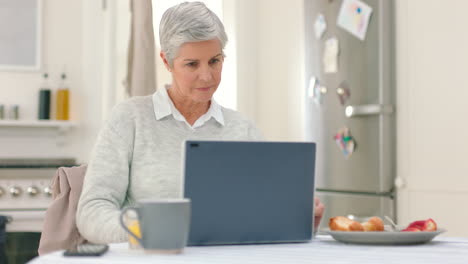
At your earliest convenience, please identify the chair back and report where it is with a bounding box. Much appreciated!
[38,165,88,255]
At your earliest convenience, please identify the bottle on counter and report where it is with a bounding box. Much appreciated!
[0,104,4,120]
[38,73,51,120]
[9,105,19,120]
[55,73,70,121]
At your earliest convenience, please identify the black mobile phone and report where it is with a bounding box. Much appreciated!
[63,244,109,257]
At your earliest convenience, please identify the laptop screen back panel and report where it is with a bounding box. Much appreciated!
[183,141,316,245]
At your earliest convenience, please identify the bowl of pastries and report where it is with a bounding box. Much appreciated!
[326,216,445,245]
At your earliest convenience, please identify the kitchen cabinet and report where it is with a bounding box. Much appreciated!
[395,0,468,237]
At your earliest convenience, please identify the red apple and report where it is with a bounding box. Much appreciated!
[407,220,425,230]
[401,219,438,232]
[402,227,421,232]
[422,218,437,231]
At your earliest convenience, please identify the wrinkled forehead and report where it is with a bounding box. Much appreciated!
[174,39,223,60]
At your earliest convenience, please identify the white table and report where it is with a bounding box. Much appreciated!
[28,235,468,264]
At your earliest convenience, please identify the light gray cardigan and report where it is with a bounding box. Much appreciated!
[76,95,261,243]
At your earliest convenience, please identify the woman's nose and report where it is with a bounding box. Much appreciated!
[198,65,213,82]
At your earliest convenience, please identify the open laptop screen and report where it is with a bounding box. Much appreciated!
[183,140,316,245]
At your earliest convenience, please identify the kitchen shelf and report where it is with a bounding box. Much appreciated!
[0,120,77,132]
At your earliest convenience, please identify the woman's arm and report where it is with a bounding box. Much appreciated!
[76,108,133,244]
[314,197,325,231]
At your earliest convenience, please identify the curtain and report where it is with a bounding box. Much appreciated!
[125,0,157,97]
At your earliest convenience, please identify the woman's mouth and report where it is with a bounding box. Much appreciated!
[195,87,211,92]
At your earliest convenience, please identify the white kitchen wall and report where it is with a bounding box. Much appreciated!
[235,0,305,141]
[395,0,468,236]
[0,0,106,163]
[230,0,258,123]
[0,0,82,122]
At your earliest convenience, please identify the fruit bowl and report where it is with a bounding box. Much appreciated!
[326,227,446,245]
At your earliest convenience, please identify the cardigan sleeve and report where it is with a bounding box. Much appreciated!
[76,105,134,244]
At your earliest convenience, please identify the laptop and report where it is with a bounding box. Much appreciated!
[182,140,316,245]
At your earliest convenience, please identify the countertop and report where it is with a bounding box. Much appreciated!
[28,235,468,264]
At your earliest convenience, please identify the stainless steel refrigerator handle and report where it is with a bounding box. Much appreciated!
[345,104,394,118]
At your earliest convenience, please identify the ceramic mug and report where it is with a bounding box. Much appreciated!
[119,198,191,254]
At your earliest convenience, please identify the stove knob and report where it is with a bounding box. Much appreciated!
[9,186,22,197]
[27,186,40,196]
[0,187,4,197]
[43,186,53,197]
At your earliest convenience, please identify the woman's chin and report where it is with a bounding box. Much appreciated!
[192,93,214,103]
[195,98,212,104]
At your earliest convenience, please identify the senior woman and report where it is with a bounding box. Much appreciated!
[76,1,324,244]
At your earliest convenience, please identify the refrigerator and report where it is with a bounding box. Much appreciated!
[303,0,395,230]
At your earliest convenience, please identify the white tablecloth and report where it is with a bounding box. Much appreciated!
[28,235,468,264]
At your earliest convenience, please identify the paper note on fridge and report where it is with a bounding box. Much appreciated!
[337,0,373,41]
[323,37,339,73]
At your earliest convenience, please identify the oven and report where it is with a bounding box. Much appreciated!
[0,158,76,264]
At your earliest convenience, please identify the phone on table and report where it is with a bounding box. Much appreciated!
[63,244,109,257]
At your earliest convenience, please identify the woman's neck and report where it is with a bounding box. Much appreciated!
[167,87,210,125]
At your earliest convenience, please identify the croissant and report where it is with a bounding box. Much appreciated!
[329,216,384,232]
[362,217,384,231]
[329,216,364,231]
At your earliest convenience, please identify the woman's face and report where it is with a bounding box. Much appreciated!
[164,39,224,104]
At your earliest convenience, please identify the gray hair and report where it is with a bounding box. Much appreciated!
[159,1,228,66]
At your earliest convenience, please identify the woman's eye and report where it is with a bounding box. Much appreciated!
[186,62,198,67]
[209,58,220,64]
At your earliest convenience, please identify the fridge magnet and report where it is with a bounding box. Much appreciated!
[323,37,339,73]
[337,0,373,41]
[314,14,327,39]
[307,76,318,99]
[333,127,357,159]
[336,81,351,105]
[307,76,327,105]
[315,85,328,105]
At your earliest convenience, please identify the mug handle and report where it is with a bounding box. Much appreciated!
[119,207,143,245]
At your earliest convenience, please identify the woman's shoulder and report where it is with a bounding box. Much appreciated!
[220,107,263,140]
[106,95,153,127]
[221,107,251,123]
[112,95,153,115]
[220,107,258,129]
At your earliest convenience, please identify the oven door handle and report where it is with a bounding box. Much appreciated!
[3,211,45,222]
[1,215,13,223]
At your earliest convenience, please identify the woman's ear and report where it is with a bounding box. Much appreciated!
[160,52,172,72]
